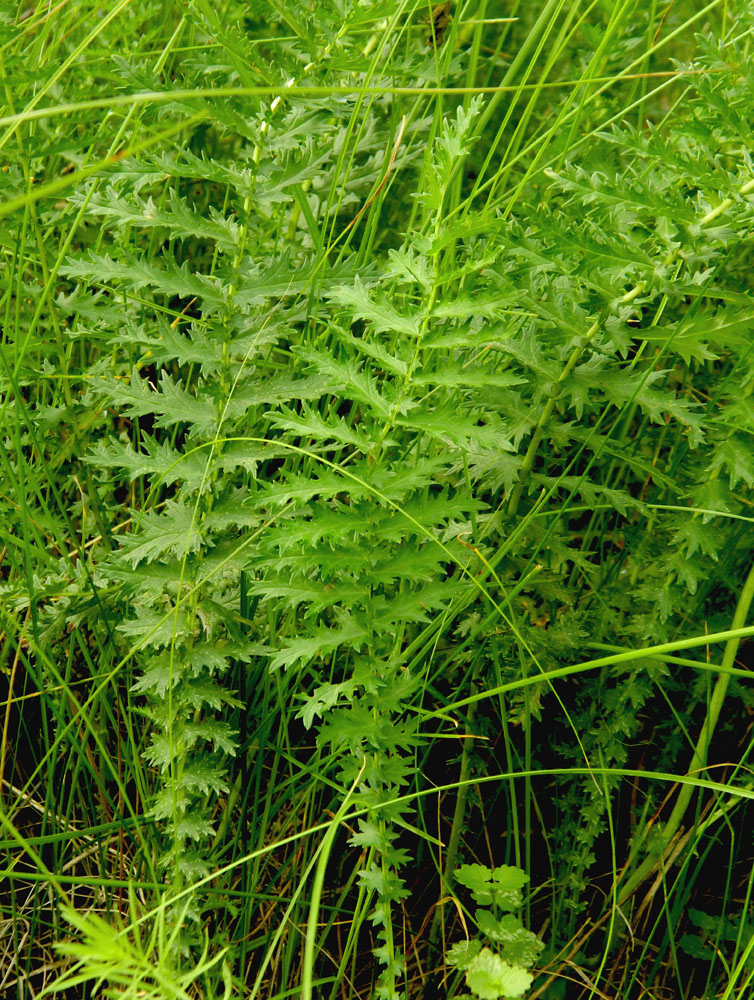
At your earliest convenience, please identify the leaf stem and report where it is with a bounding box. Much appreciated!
[507,319,600,518]
[427,665,480,961]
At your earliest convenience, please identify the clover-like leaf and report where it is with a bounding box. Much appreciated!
[456,863,529,910]
[446,938,482,971]
[465,948,533,1000]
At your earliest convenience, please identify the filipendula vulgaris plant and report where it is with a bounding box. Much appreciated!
[246,96,526,1000]
[54,0,430,985]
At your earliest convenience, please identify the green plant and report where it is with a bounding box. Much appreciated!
[2,2,754,999]
[445,863,543,1000]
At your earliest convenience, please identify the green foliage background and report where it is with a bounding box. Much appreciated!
[1,1,753,998]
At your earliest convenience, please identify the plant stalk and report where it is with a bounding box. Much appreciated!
[427,679,479,961]
[615,557,754,906]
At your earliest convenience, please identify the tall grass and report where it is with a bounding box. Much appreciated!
[1,1,753,998]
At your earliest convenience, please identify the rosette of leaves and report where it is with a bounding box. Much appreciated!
[446,863,543,1000]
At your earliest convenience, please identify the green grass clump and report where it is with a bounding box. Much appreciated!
[1,2,753,998]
